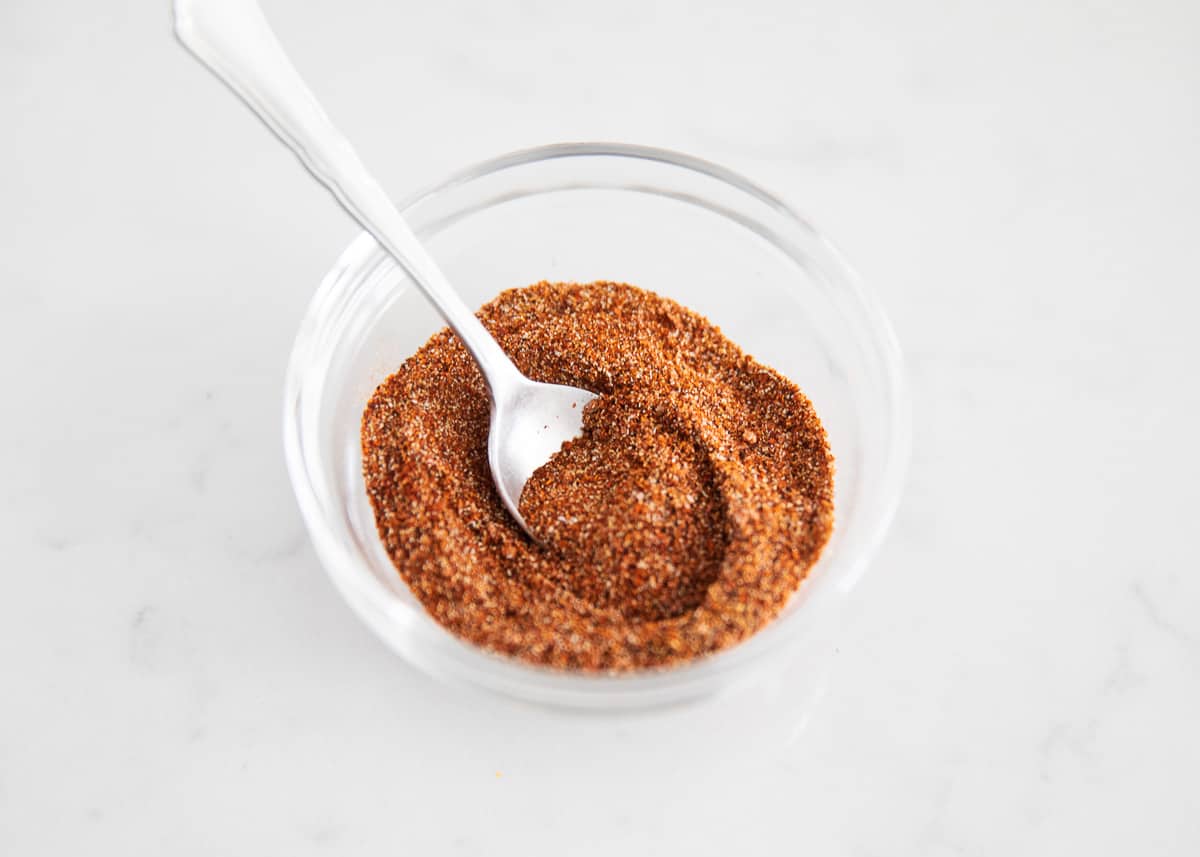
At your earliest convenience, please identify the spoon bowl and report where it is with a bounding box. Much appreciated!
[488,380,598,531]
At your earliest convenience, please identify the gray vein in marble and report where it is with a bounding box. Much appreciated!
[1101,641,1146,697]
[38,532,82,552]
[1132,582,1197,648]
[189,458,208,494]
[307,825,344,847]
[127,605,219,744]
[1038,718,1099,784]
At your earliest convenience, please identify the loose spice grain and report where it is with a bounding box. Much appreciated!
[361,281,833,671]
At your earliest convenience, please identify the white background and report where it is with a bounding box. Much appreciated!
[3,0,1199,853]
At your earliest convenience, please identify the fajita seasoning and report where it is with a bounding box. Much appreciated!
[361,282,833,671]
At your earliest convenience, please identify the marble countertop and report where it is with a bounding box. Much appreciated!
[3,0,1198,853]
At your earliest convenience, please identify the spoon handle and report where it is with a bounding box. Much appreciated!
[173,0,521,391]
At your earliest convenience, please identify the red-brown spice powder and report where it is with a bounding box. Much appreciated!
[361,281,834,671]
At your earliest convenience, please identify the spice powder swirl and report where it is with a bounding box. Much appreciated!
[361,281,833,671]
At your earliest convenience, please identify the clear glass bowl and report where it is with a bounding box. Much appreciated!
[283,143,909,710]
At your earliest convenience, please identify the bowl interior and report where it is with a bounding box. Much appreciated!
[287,146,906,707]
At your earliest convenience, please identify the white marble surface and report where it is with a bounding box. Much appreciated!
[3,0,1199,853]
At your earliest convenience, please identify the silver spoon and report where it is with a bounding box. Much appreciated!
[173,0,597,534]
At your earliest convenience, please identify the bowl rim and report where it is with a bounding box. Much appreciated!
[282,141,911,706]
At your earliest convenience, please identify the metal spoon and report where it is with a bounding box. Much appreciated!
[173,0,597,534]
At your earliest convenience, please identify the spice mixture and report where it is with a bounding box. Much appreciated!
[361,281,833,671]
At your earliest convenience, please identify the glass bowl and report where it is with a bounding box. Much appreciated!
[283,143,909,710]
